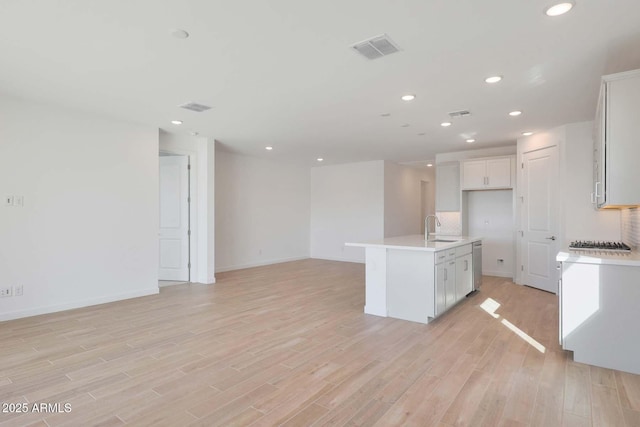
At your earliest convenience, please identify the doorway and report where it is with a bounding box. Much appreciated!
[159,153,190,283]
[520,145,559,293]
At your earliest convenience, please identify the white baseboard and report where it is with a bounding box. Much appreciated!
[0,288,159,322]
[309,256,365,264]
[215,256,309,273]
[482,270,514,279]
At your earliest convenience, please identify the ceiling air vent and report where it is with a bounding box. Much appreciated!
[351,34,401,60]
[179,102,212,113]
[448,110,472,118]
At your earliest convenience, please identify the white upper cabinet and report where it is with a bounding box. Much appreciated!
[593,69,640,208]
[436,162,460,211]
[461,160,486,189]
[461,157,512,190]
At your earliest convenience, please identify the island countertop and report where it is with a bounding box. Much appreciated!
[345,234,481,252]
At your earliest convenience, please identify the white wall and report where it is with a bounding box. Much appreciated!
[159,131,216,283]
[0,95,159,321]
[215,148,310,272]
[384,162,435,238]
[435,145,517,164]
[516,121,622,283]
[310,161,384,262]
[467,190,515,277]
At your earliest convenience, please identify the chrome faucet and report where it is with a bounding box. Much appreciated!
[425,215,441,241]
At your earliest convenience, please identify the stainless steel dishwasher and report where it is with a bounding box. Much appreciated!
[473,241,482,290]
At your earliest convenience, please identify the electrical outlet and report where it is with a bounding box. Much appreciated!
[0,287,12,298]
[14,196,24,207]
[14,285,23,296]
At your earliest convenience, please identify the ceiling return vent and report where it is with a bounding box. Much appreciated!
[448,110,472,118]
[178,102,212,113]
[351,34,401,60]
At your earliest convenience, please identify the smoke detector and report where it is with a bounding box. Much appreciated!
[179,102,212,113]
[351,34,401,60]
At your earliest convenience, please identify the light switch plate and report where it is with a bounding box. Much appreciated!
[14,196,23,207]
[0,287,12,298]
[4,196,13,207]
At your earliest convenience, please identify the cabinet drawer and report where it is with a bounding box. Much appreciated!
[435,250,448,264]
[455,244,472,257]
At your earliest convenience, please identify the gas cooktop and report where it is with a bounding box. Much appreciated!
[569,241,632,252]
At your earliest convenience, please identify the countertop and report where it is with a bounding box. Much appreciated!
[345,235,481,252]
[557,250,640,267]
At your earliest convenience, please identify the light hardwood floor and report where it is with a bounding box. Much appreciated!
[1,259,640,427]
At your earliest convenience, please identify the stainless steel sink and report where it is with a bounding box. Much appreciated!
[428,239,457,243]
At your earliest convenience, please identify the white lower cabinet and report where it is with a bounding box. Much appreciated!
[434,244,473,318]
[435,263,446,316]
[435,259,456,316]
[455,253,473,299]
[559,259,640,374]
[445,260,457,309]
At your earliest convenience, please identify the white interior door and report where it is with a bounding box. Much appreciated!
[521,146,559,293]
[159,155,189,281]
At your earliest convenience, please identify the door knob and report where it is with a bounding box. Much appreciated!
[546,236,556,241]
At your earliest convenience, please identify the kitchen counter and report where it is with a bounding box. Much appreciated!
[556,250,640,266]
[345,235,481,252]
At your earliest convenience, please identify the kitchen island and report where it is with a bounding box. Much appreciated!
[346,235,481,324]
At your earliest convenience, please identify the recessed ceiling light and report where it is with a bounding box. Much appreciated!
[441,122,452,127]
[317,158,324,162]
[418,132,426,136]
[190,131,199,136]
[426,163,433,167]
[522,132,534,136]
[380,112,391,117]
[545,2,575,17]
[171,120,183,125]
[509,111,522,116]
[265,146,273,150]
[485,76,503,84]
[170,29,190,39]
[466,139,476,143]
[401,94,416,101]
[401,124,410,127]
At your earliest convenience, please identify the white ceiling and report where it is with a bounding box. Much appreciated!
[1,1,640,165]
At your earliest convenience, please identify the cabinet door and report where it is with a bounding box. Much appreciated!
[461,160,486,190]
[485,158,511,188]
[435,263,446,316]
[445,261,457,309]
[593,83,606,207]
[455,254,473,300]
[605,75,640,206]
[436,163,460,211]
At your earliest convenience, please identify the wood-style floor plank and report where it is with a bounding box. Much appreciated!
[1,260,639,426]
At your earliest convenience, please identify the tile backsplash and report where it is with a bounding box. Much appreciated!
[435,211,462,236]
[621,208,640,249]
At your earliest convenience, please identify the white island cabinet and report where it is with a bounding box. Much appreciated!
[346,235,480,324]
[557,250,640,375]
